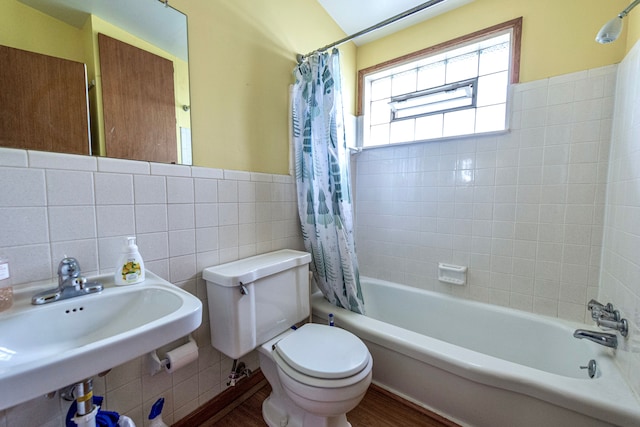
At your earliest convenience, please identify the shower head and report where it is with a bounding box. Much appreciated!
[596,0,640,44]
[596,16,623,43]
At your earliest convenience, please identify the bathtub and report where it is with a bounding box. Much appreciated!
[311,277,640,427]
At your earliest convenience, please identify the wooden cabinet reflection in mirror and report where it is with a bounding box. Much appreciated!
[0,44,90,155]
[98,34,177,164]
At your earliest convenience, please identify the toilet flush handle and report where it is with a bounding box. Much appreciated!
[239,282,249,295]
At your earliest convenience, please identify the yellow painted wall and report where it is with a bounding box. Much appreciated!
[356,0,629,83]
[166,0,636,172]
[0,0,84,61]
[2,0,351,174]
[170,0,353,173]
[5,0,639,174]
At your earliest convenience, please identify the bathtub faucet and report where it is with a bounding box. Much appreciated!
[587,299,619,321]
[573,329,618,349]
[586,299,629,337]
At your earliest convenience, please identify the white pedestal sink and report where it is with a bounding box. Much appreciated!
[0,270,202,411]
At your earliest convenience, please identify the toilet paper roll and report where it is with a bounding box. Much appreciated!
[165,340,199,374]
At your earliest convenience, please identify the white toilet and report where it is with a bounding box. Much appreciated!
[203,249,372,427]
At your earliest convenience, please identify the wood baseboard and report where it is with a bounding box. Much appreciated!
[172,369,267,427]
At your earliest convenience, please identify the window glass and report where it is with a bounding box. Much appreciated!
[479,42,510,75]
[443,108,475,137]
[475,104,506,133]
[371,77,391,101]
[445,52,479,83]
[477,71,508,106]
[391,70,417,96]
[360,21,519,148]
[370,123,390,146]
[390,120,415,144]
[415,114,444,140]
[417,62,446,90]
[370,99,392,125]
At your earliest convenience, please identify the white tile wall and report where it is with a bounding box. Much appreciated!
[0,148,302,427]
[600,39,640,397]
[355,64,616,323]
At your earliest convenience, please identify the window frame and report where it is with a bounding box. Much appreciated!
[357,18,522,145]
[389,77,478,121]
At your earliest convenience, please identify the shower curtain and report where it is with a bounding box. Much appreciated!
[291,50,365,314]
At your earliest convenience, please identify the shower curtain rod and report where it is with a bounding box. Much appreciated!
[296,0,447,64]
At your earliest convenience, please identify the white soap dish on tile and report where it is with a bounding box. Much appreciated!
[438,263,467,285]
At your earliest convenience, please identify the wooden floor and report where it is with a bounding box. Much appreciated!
[208,382,457,427]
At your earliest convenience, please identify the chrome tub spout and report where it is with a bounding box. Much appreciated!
[573,329,618,349]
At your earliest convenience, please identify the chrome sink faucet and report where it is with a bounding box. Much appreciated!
[31,257,103,305]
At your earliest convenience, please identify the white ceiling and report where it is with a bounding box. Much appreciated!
[317,0,474,46]
[18,0,188,61]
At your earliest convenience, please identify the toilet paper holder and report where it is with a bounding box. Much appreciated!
[147,334,197,376]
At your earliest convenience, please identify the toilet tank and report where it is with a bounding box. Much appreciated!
[203,249,312,359]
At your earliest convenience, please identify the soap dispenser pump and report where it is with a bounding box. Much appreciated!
[115,236,145,285]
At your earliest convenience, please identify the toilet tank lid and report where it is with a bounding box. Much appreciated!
[203,249,311,287]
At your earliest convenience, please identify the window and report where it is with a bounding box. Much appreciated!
[359,18,522,147]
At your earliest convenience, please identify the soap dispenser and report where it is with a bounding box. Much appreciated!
[0,256,12,312]
[115,236,145,285]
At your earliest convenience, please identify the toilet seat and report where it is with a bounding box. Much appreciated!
[273,323,372,388]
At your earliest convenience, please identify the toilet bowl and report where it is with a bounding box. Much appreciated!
[203,250,372,427]
[258,323,373,427]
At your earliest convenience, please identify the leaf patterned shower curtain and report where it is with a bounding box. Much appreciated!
[291,50,365,314]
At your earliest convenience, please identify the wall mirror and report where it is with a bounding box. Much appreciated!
[1,0,191,164]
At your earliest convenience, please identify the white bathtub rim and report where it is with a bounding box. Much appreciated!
[311,290,640,426]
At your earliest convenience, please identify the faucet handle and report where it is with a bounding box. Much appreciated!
[594,308,621,322]
[72,276,87,290]
[587,299,617,320]
[596,317,629,337]
[58,257,81,280]
[587,299,613,312]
